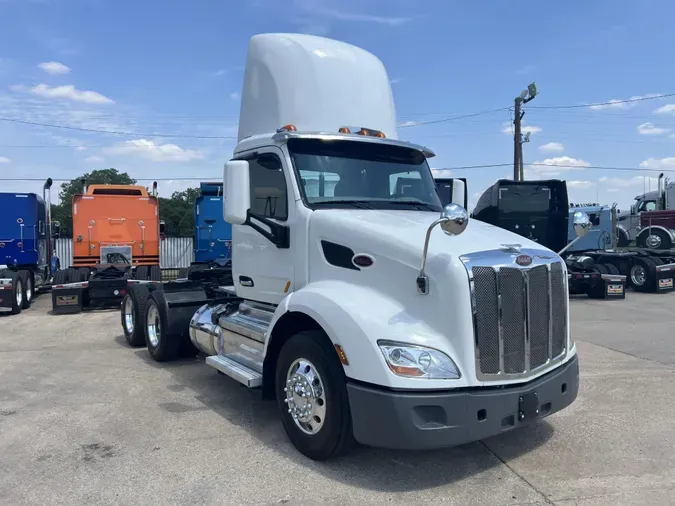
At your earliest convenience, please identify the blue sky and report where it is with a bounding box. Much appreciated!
[1,0,674,210]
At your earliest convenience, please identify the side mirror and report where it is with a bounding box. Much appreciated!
[450,179,467,209]
[224,160,251,225]
[51,221,61,239]
[159,220,166,235]
[573,211,591,238]
[440,203,469,236]
[630,204,636,215]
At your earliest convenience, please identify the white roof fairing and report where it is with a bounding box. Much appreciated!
[236,33,398,143]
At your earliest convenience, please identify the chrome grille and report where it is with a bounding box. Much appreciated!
[463,249,567,380]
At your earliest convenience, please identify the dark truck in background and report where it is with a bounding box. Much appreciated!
[466,179,675,295]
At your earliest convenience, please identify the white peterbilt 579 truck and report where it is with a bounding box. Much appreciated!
[120,33,585,460]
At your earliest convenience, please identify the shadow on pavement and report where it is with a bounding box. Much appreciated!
[116,334,556,493]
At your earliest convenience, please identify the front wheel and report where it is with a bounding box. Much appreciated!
[275,330,354,460]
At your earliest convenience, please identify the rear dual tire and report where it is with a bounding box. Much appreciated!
[143,291,197,361]
[2,271,25,315]
[121,284,153,347]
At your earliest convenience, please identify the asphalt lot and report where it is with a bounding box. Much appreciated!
[0,293,674,506]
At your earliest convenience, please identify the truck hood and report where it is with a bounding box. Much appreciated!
[311,209,553,261]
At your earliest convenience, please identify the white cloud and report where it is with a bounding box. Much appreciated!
[0,156,10,164]
[531,156,591,174]
[501,123,542,135]
[229,91,240,101]
[567,180,595,189]
[104,138,204,162]
[398,120,418,127]
[589,93,661,110]
[85,155,104,164]
[431,168,453,178]
[75,146,87,152]
[599,175,658,188]
[37,61,71,76]
[538,141,564,153]
[654,104,675,115]
[14,83,114,104]
[639,157,675,170]
[390,78,402,85]
[637,122,670,136]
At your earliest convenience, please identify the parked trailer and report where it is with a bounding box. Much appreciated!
[51,181,170,314]
[0,178,60,315]
[471,179,628,299]
[120,34,580,461]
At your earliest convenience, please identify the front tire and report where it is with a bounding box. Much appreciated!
[275,330,354,460]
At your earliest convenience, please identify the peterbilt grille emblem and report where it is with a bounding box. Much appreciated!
[515,254,533,266]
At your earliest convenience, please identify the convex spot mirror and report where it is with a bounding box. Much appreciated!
[440,203,469,236]
[573,211,591,239]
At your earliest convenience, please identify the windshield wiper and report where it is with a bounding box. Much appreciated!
[387,200,439,211]
[313,200,374,209]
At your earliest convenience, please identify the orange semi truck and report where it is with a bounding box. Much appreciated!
[51,182,166,313]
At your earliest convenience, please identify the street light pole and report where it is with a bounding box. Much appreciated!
[512,82,538,181]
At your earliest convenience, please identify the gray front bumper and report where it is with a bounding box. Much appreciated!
[347,354,579,451]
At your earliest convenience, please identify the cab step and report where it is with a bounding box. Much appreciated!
[205,355,262,388]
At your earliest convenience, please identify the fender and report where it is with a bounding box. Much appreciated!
[636,225,675,246]
[266,280,474,390]
[615,224,630,246]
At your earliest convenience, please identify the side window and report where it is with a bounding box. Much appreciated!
[639,200,656,212]
[249,154,288,220]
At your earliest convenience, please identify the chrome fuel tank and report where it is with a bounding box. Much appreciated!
[189,303,224,356]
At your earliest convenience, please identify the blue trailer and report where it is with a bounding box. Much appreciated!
[0,179,60,314]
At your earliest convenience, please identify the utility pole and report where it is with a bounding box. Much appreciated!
[512,82,538,181]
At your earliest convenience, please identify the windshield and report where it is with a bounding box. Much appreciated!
[288,138,442,212]
[498,186,551,214]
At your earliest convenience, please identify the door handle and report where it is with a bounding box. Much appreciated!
[239,276,254,287]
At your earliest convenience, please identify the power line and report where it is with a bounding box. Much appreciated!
[0,116,238,139]
[399,107,511,127]
[525,93,675,110]
[1,162,673,183]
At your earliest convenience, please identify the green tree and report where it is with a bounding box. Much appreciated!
[158,187,200,237]
[52,169,136,237]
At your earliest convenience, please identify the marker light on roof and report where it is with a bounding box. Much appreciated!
[338,127,351,133]
[277,124,297,133]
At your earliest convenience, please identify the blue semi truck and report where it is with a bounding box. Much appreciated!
[177,182,232,279]
[0,178,61,314]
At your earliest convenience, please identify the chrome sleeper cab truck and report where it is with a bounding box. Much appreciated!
[125,33,581,460]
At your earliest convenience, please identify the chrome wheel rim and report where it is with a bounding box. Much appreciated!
[147,304,160,347]
[15,282,23,306]
[284,358,326,435]
[25,276,32,302]
[646,234,661,249]
[124,297,135,334]
[631,265,646,286]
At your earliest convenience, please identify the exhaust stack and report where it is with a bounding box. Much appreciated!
[43,178,54,272]
[658,173,665,210]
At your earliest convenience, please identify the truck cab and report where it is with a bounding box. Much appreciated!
[135,33,582,460]
[0,178,59,314]
[194,182,232,264]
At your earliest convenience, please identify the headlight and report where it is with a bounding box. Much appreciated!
[377,340,461,379]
